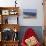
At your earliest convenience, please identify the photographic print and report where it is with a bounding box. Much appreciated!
[23,9,37,18]
[2,10,9,15]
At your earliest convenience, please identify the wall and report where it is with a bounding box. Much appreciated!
[18,0,44,26]
[0,0,44,26]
